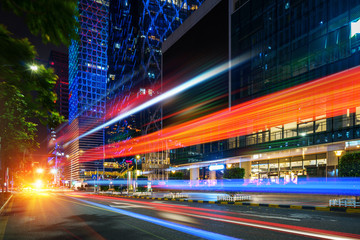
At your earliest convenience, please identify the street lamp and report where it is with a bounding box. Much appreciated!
[334,150,343,177]
[135,155,140,173]
[36,168,44,174]
[30,65,38,71]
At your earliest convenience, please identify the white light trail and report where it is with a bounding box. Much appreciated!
[65,54,250,146]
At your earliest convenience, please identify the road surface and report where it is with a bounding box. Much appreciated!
[0,192,359,240]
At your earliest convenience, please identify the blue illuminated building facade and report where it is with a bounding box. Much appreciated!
[106,0,204,179]
[162,0,360,181]
[67,0,109,181]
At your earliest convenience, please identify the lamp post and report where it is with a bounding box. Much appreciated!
[334,150,343,177]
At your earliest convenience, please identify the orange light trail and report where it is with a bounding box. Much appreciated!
[82,66,360,161]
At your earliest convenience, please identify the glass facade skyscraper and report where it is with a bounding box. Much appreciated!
[67,0,109,181]
[161,0,360,181]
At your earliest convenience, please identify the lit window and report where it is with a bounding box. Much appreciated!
[351,18,360,38]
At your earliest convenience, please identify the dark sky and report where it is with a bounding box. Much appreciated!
[0,7,68,163]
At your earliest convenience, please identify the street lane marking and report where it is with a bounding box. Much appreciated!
[0,195,14,240]
[110,202,154,209]
[236,211,300,222]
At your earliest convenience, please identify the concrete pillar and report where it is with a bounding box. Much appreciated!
[209,170,216,180]
[327,151,340,177]
[190,167,199,181]
[240,160,252,179]
[209,170,217,186]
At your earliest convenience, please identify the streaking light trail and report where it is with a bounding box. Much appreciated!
[70,197,240,240]
[83,65,360,160]
[65,54,250,147]
[70,194,360,240]
[84,177,360,196]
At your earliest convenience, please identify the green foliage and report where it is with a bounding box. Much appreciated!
[100,186,109,191]
[0,25,64,171]
[169,172,184,179]
[137,175,148,179]
[137,186,147,192]
[0,25,64,126]
[0,83,38,169]
[223,168,245,179]
[338,152,360,177]
[1,0,79,46]
[0,0,77,185]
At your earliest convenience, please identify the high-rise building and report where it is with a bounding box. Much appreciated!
[162,0,360,181]
[49,51,69,120]
[67,0,109,181]
[162,0,228,180]
[106,0,204,179]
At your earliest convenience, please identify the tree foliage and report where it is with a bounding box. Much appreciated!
[0,83,37,169]
[0,0,78,174]
[169,172,184,179]
[338,152,360,177]
[1,0,79,46]
[223,168,245,179]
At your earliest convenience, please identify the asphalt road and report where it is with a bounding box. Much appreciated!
[0,192,359,240]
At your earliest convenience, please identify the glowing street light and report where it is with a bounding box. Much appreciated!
[30,65,38,71]
[334,150,343,177]
[34,179,43,189]
[36,168,44,174]
[50,168,57,174]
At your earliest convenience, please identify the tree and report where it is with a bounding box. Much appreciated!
[1,0,79,46]
[0,0,79,192]
[338,152,360,177]
[0,83,38,192]
[223,168,245,179]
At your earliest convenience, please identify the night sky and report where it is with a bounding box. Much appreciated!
[0,7,68,163]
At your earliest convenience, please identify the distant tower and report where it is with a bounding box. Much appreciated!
[49,51,69,120]
[68,0,109,181]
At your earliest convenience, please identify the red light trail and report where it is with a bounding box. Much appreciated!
[82,66,360,162]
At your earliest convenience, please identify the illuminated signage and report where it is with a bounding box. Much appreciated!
[351,18,360,37]
[209,165,224,171]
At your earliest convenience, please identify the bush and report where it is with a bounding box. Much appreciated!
[168,172,184,179]
[100,186,109,191]
[223,168,245,179]
[339,152,360,177]
[137,186,147,192]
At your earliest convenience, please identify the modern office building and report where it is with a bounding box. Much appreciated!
[162,0,360,182]
[49,51,69,120]
[106,0,204,179]
[67,0,109,181]
[162,0,228,180]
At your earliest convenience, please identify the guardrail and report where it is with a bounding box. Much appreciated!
[329,198,360,208]
[217,194,251,202]
[164,193,189,199]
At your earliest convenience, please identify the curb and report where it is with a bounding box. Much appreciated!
[97,193,360,214]
[0,194,13,214]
